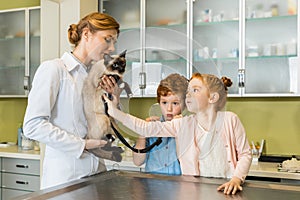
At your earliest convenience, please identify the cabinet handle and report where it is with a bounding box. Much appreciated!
[16,164,29,168]
[238,69,245,87]
[16,180,29,185]
[139,72,146,89]
[24,76,30,90]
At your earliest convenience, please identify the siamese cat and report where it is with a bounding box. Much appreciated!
[83,50,130,162]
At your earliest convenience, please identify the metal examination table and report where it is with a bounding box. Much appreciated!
[14,170,300,200]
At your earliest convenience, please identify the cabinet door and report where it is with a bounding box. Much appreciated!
[0,9,26,95]
[100,0,142,97]
[28,8,41,92]
[0,7,40,97]
[144,0,188,96]
[244,0,298,95]
[192,0,240,95]
[101,0,188,97]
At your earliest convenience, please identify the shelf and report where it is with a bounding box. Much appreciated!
[120,27,139,32]
[194,57,238,63]
[194,19,239,26]
[192,55,299,62]
[246,14,297,22]
[146,23,187,29]
[145,58,186,63]
[120,23,188,31]
[0,36,25,41]
[30,35,40,38]
[246,55,297,60]
[0,65,24,70]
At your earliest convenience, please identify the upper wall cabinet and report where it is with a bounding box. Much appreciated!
[0,7,40,97]
[100,0,299,97]
[100,0,189,97]
[192,0,240,96]
[244,0,298,96]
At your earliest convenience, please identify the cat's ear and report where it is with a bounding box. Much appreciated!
[119,50,127,58]
[103,53,112,65]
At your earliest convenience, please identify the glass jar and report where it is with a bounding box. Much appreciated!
[21,134,34,150]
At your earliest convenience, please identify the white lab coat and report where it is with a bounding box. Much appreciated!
[23,52,106,189]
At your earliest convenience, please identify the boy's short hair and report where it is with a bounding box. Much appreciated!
[156,73,188,106]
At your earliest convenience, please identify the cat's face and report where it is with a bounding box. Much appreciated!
[103,50,126,74]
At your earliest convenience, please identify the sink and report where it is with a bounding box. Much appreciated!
[259,154,299,163]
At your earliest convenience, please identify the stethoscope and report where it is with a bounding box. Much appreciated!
[103,94,162,153]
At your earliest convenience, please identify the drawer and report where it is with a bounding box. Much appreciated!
[2,158,40,175]
[2,173,40,191]
[2,188,32,200]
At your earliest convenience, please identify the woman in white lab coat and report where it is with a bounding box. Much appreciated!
[23,12,121,189]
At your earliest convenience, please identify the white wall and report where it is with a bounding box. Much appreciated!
[41,0,97,62]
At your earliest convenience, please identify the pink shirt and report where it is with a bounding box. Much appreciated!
[114,110,252,182]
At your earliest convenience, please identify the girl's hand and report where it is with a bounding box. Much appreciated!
[217,177,242,195]
[102,94,118,116]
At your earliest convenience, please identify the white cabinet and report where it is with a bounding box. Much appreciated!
[100,0,299,97]
[0,158,1,199]
[192,0,240,96]
[100,0,189,97]
[0,158,40,200]
[243,0,298,96]
[0,7,40,97]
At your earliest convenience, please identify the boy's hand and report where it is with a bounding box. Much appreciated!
[145,116,160,122]
[173,114,183,119]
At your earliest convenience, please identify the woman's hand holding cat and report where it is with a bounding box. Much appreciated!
[100,75,122,95]
[85,139,108,150]
[100,75,115,92]
[100,75,122,103]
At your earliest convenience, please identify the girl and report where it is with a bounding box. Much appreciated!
[104,72,252,195]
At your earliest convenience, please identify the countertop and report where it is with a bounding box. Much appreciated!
[14,170,300,200]
[1,146,299,181]
[106,159,300,181]
[0,145,40,160]
[249,162,300,180]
